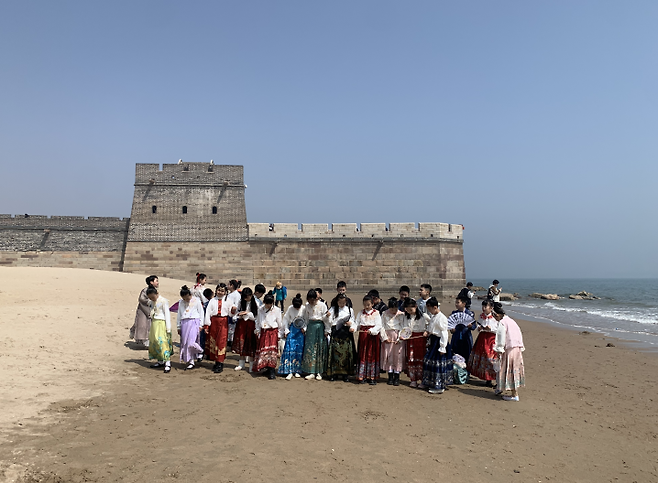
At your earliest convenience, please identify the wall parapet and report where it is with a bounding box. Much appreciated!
[248,222,463,241]
[0,215,130,231]
[135,163,244,186]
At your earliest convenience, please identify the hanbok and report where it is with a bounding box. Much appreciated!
[467,312,498,381]
[327,306,357,377]
[204,298,229,363]
[301,301,329,375]
[494,315,526,391]
[355,309,382,381]
[253,305,282,372]
[422,311,453,390]
[278,306,306,375]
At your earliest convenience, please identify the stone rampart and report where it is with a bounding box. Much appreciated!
[248,222,463,240]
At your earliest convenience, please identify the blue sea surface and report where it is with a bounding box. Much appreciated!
[468,279,658,348]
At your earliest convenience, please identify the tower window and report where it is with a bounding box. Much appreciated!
[212,206,218,214]
[182,206,188,214]
[152,206,157,214]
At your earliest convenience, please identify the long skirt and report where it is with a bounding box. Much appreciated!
[405,332,427,382]
[422,334,453,390]
[278,323,305,375]
[497,347,525,391]
[148,319,173,362]
[179,318,204,363]
[233,318,257,358]
[131,308,151,344]
[381,329,406,373]
[467,331,497,381]
[327,326,356,376]
[254,328,279,372]
[450,324,474,363]
[356,327,380,380]
[205,315,229,362]
[301,320,328,374]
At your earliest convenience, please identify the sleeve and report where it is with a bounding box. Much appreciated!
[438,313,449,353]
[283,286,287,298]
[163,300,171,332]
[354,311,361,331]
[243,310,255,321]
[323,304,332,333]
[255,312,262,336]
[369,313,382,335]
[196,299,205,327]
[275,308,282,336]
[380,316,389,342]
[494,322,507,353]
[422,313,431,332]
[138,289,150,316]
[177,301,183,329]
[203,299,214,327]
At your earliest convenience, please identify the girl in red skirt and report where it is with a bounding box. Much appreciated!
[254,294,282,380]
[233,287,259,372]
[203,283,231,374]
[467,300,499,387]
[403,298,428,388]
[355,295,382,385]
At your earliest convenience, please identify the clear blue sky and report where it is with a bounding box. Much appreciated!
[1,1,656,279]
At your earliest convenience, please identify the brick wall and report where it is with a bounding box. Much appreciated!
[121,237,465,297]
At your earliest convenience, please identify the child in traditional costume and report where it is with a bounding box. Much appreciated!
[233,287,258,372]
[467,300,499,387]
[403,298,428,388]
[130,275,158,347]
[254,294,282,380]
[254,284,267,310]
[355,295,383,385]
[176,285,205,370]
[147,287,172,373]
[380,297,405,386]
[326,293,356,382]
[492,303,525,401]
[203,283,233,373]
[226,279,242,348]
[278,294,306,380]
[301,289,330,380]
[421,297,452,394]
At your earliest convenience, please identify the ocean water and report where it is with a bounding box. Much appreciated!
[468,279,658,349]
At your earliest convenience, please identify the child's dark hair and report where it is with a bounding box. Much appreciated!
[180,285,192,297]
[292,293,303,309]
[196,273,207,284]
[399,285,410,294]
[403,298,422,320]
[493,302,505,315]
[203,288,214,300]
[466,282,474,288]
[146,287,158,296]
[216,282,227,291]
[240,287,258,316]
[426,297,439,309]
[315,287,323,296]
[368,289,380,299]
[456,294,470,304]
[229,279,242,290]
[307,289,318,301]
[362,295,373,304]
[145,275,158,286]
[254,284,266,295]
[492,279,500,285]
[332,293,347,317]
[482,299,493,309]
[263,293,275,305]
[337,281,347,290]
[420,283,432,293]
[387,297,398,309]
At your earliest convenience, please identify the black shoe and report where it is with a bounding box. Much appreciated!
[387,373,394,385]
[368,379,376,386]
[268,368,276,380]
[393,373,400,386]
[163,365,171,374]
[217,362,224,373]
[212,362,221,373]
[485,380,494,387]
[358,379,366,384]
[328,375,335,381]
[343,375,350,382]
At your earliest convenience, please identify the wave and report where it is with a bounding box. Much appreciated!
[507,301,658,326]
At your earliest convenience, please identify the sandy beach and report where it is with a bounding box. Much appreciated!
[1,267,657,483]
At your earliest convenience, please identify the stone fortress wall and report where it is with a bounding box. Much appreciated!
[0,162,466,296]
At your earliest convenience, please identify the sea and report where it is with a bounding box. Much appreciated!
[468,279,658,350]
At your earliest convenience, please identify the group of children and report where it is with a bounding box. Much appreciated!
[134,276,526,401]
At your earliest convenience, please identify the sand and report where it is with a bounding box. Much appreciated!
[1,267,657,483]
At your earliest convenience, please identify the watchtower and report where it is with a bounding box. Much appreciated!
[127,162,248,242]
